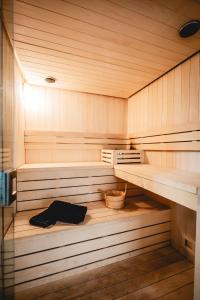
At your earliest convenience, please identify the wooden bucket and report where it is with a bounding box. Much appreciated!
[104,184,127,209]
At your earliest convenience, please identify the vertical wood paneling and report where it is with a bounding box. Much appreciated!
[181,59,190,123]
[2,28,14,170]
[24,85,127,135]
[144,151,200,173]
[128,53,200,137]
[128,53,200,262]
[14,64,25,167]
[189,54,200,123]
[174,65,182,126]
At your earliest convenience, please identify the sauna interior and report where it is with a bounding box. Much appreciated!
[1,0,200,299]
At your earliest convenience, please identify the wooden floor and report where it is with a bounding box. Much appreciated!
[15,246,194,300]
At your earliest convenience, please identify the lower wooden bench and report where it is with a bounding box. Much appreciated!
[13,195,171,292]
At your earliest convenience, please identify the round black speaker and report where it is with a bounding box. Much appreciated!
[179,20,200,38]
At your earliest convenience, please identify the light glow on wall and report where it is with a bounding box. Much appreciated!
[23,84,43,114]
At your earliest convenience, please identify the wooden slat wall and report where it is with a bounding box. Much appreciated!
[128,53,200,261]
[1,27,18,243]
[23,84,128,163]
[128,53,200,144]
[24,85,127,133]
[17,165,141,211]
[2,4,26,169]
[13,197,171,291]
[2,27,14,171]
[1,24,17,291]
[128,53,200,171]
[14,63,25,168]
[12,0,200,98]
[24,131,130,163]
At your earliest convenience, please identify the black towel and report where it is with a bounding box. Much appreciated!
[29,201,87,228]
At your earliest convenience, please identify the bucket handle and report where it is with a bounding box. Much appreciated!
[124,183,127,195]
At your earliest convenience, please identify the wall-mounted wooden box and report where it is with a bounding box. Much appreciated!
[101,149,144,165]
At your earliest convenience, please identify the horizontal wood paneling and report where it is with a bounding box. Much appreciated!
[14,241,170,292]
[24,131,130,163]
[114,164,200,211]
[15,223,170,270]
[12,196,171,291]
[24,132,131,163]
[12,0,200,97]
[15,232,170,285]
[131,131,200,151]
[17,163,142,211]
[14,246,193,300]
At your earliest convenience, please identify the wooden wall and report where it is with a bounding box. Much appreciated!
[14,63,25,168]
[24,85,128,163]
[1,23,17,293]
[1,22,25,242]
[1,26,17,241]
[128,52,200,260]
[128,53,200,172]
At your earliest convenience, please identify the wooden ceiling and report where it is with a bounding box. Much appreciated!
[13,0,200,98]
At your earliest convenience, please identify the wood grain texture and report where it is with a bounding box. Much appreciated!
[17,162,142,211]
[128,53,200,141]
[114,164,200,211]
[194,189,200,300]
[15,246,193,300]
[14,63,25,168]
[23,84,128,163]
[127,52,200,290]
[1,26,18,243]
[12,196,171,291]
[12,0,200,97]
[2,27,14,171]
[24,85,127,133]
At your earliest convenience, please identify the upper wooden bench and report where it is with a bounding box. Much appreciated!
[114,164,200,211]
[17,162,142,211]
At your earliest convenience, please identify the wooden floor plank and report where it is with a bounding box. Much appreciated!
[118,268,194,300]
[158,283,194,300]
[15,246,193,300]
[15,246,174,300]
[73,261,192,300]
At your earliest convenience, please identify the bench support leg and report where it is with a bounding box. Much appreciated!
[194,189,200,300]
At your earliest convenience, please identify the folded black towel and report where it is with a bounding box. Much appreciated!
[29,201,87,228]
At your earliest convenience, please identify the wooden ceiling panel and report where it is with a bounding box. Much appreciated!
[13,0,200,98]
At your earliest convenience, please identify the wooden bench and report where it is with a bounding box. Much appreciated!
[14,196,171,292]
[11,162,171,292]
[114,163,200,299]
[114,164,200,211]
[17,162,141,211]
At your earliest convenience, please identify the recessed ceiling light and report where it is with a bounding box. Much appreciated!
[45,77,56,83]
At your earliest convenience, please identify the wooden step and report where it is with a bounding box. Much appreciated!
[12,195,171,292]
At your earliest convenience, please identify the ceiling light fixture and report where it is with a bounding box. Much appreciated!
[45,77,56,83]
